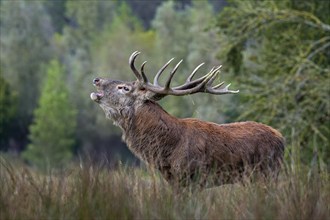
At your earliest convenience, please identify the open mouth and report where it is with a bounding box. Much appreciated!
[90,91,104,102]
[91,78,105,102]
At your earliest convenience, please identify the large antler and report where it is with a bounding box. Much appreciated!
[129,51,239,96]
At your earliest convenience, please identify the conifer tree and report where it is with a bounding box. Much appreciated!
[0,73,17,150]
[0,1,54,124]
[23,60,77,169]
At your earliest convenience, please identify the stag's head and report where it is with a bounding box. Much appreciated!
[90,51,239,122]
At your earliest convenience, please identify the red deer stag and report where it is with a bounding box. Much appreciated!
[90,51,285,187]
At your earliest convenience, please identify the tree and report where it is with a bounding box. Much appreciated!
[123,0,164,29]
[152,1,225,121]
[52,1,146,161]
[0,73,17,151]
[23,60,77,169]
[54,0,117,153]
[0,0,54,150]
[215,0,330,168]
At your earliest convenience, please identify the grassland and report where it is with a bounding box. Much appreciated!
[0,156,329,220]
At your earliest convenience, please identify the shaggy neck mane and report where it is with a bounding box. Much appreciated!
[122,101,181,163]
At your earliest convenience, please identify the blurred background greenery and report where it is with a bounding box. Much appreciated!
[0,0,329,170]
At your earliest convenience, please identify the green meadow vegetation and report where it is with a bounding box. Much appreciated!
[0,156,329,220]
[0,0,329,219]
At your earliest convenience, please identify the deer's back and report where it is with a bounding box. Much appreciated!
[181,119,284,161]
[167,119,285,185]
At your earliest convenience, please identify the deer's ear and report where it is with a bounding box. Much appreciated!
[132,81,165,101]
[134,87,164,101]
[143,90,165,101]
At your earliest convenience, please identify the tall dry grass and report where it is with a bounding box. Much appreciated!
[0,156,329,220]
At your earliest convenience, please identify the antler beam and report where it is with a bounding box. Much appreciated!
[129,51,239,96]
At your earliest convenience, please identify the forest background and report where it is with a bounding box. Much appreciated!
[0,0,329,171]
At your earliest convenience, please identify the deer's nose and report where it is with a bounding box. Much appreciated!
[93,78,101,86]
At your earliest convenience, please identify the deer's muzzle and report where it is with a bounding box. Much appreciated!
[90,91,104,102]
[91,78,104,102]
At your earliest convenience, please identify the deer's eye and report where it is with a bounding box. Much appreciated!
[117,85,130,93]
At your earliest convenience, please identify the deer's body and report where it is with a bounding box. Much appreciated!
[91,51,285,187]
[119,101,284,186]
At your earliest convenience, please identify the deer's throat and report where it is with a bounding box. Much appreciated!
[99,103,133,131]
[121,103,181,164]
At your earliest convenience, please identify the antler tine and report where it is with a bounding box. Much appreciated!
[203,66,239,94]
[218,86,239,94]
[129,51,142,80]
[206,83,240,94]
[212,81,225,89]
[205,65,223,86]
[168,69,216,95]
[164,60,183,90]
[172,65,221,91]
[186,63,205,82]
[173,63,213,90]
[206,70,219,87]
[154,58,175,86]
[140,61,148,83]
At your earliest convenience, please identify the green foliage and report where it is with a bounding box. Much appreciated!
[44,0,67,33]
[54,1,118,151]
[215,0,330,167]
[0,73,17,149]
[152,1,226,121]
[23,60,77,169]
[0,0,54,125]
[123,0,163,29]
[91,1,146,80]
[88,2,151,138]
